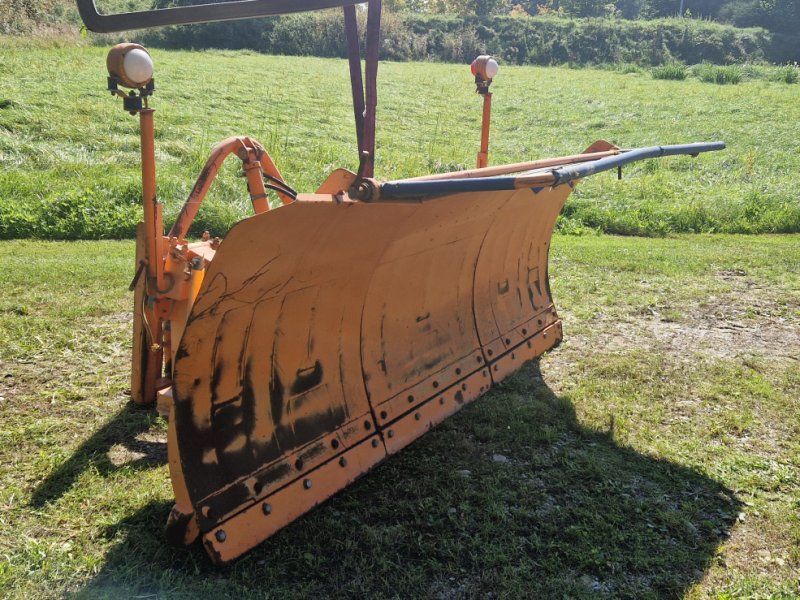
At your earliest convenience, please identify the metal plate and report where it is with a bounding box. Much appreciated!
[170,184,571,562]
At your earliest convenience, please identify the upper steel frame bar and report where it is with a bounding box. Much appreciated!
[76,0,358,32]
[376,142,726,200]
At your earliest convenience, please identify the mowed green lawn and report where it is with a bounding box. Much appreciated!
[0,235,797,599]
[1,37,799,599]
[0,39,799,238]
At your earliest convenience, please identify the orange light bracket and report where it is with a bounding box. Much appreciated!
[107,43,166,405]
[470,55,499,169]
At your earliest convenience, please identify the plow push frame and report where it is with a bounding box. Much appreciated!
[77,0,724,564]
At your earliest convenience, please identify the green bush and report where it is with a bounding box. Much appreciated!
[651,63,688,79]
[770,64,799,84]
[695,63,743,84]
[139,13,793,67]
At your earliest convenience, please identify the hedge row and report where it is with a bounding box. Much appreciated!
[141,12,798,66]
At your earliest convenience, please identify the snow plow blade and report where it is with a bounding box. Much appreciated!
[165,141,725,563]
[167,182,570,563]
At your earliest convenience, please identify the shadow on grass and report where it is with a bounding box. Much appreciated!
[71,361,740,599]
[30,403,166,509]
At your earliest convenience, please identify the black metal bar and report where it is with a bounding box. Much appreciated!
[76,0,357,33]
[343,5,365,155]
[552,142,725,185]
[362,0,381,178]
[377,142,725,201]
[380,175,520,199]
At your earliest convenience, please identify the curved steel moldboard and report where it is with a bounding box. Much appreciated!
[170,183,573,563]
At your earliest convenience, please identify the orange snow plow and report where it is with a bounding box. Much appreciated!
[78,0,724,564]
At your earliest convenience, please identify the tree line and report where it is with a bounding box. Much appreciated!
[383,0,798,34]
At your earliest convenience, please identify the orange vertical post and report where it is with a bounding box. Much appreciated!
[477,92,492,169]
[139,107,164,291]
[138,107,164,403]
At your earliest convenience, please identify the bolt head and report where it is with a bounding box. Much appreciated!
[215,530,226,543]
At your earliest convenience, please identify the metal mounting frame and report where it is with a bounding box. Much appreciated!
[76,0,357,33]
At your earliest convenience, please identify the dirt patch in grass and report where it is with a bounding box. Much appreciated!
[562,280,799,364]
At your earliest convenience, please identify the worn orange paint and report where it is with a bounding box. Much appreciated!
[131,222,162,405]
[162,158,573,561]
[114,53,615,561]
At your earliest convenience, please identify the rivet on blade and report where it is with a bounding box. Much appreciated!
[388,430,394,438]
[339,457,347,467]
[215,530,226,542]
[262,502,272,515]
[303,479,312,489]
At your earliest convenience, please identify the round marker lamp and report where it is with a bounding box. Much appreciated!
[471,55,499,81]
[107,43,154,88]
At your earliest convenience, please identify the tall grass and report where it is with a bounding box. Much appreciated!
[695,63,743,85]
[770,63,800,84]
[651,63,688,80]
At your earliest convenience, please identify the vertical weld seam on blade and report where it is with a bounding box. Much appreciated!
[355,207,422,439]
[469,192,519,383]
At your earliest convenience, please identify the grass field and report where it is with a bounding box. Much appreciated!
[1,34,799,599]
[1,234,798,599]
[1,38,799,238]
